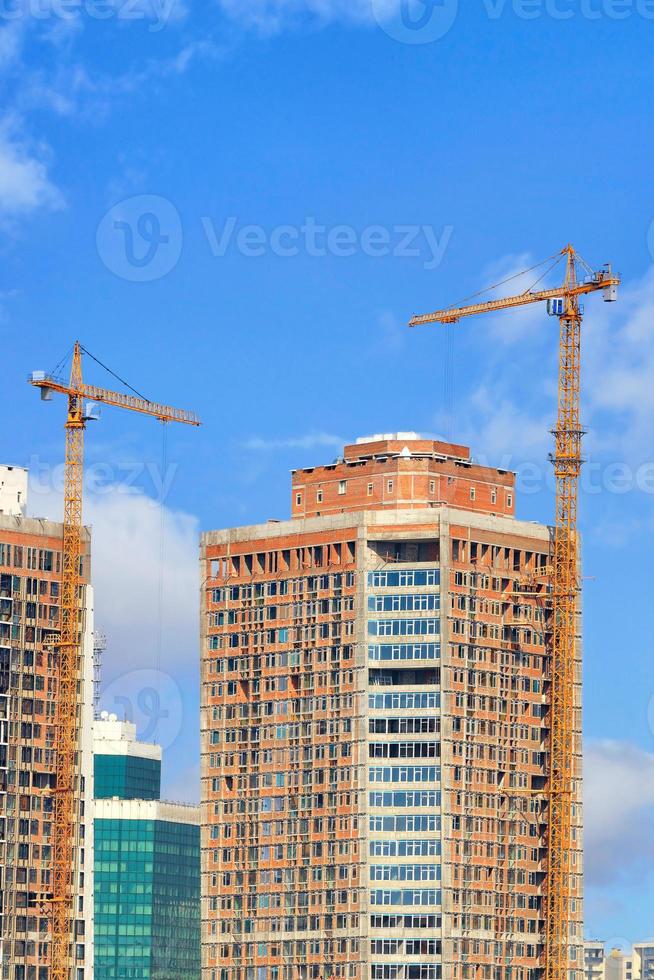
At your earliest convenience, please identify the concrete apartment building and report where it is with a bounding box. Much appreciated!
[585,942,610,980]
[93,714,201,979]
[585,941,654,980]
[200,434,584,980]
[0,465,94,980]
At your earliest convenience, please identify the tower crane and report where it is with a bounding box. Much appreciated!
[409,245,619,980]
[30,341,200,980]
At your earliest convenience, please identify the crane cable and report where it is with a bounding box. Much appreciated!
[79,344,151,402]
[438,250,567,436]
[49,343,75,381]
[154,421,168,743]
[441,249,564,314]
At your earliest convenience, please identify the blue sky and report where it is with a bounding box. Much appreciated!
[1,0,654,947]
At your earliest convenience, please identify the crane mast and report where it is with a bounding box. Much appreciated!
[30,342,200,980]
[546,251,582,980]
[409,245,619,980]
[50,345,85,980]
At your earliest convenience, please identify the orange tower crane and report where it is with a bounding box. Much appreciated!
[30,341,200,980]
[409,245,619,980]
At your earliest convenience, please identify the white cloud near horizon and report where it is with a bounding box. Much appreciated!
[585,739,654,887]
[30,480,199,679]
[244,432,345,451]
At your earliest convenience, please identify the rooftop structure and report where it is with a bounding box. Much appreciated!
[291,433,515,520]
[0,465,28,518]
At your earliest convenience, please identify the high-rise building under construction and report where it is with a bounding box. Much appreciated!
[0,465,94,979]
[200,435,583,980]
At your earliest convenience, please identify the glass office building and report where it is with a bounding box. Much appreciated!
[94,713,201,979]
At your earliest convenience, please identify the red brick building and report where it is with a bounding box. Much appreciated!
[200,435,583,980]
[0,468,94,980]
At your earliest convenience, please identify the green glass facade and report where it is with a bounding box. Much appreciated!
[94,753,162,800]
[94,816,201,980]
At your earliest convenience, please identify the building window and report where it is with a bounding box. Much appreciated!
[317,489,323,503]
[387,481,393,493]
[429,481,435,495]
[296,494,302,507]
[367,483,374,496]
[507,493,513,508]
[338,481,347,495]
[469,487,476,501]
[491,488,497,504]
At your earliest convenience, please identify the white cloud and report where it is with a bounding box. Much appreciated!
[0,123,62,216]
[445,259,654,471]
[30,481,199,678]
[216,0,374,32]
[0,19,25,70]
[461,384,551,462]
[585,739,654,887]
[473,250,566,346]
[584,266,654,459]
[0,0,205,234]
[30,479,201,790]
[244,432,344,451]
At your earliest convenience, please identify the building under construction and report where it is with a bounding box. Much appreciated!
[199,433,584,980]
[0,466,94,978]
